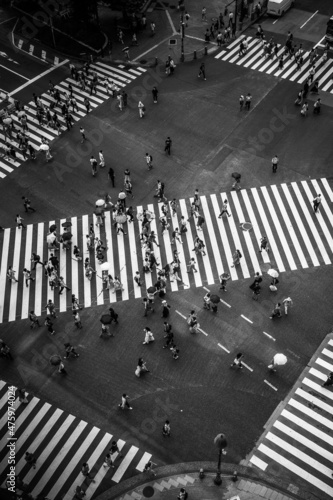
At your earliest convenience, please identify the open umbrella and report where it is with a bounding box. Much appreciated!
[116,214,127,223]
[100,262,110,271]
[232,172,241,179]
[100,314,112,324]
[147,286,156,294]
[3,117,12,125]
[118,192,126,200]
[39,144,49,151]
[273,353,287,365]
[122,46,130,52]
[62,232,72,241]
[267,269,279,278]
[96,199,105,207]
[62,221,72,228]
[221,272,230,280]
[49,224,57,232]
[18,111,26,118]
[240,222,253,231]
[210,294,220,304]
[49,354,61,366]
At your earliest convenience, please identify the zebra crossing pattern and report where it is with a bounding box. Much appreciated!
[0,62,146,179]
[248,336,333,499]
[0,177,332,323]
[0,380,152,499]
[215,34,333,91]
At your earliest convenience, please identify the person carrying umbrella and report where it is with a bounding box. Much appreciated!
[268,353,287,372]
[219,272,230,291]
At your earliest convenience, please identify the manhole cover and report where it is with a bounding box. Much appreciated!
[143,485,155,497]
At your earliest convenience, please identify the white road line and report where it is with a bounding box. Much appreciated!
[288,398,333,430]
[218,343,230,353]
[258,443,333,495]
[241,362,253,372]
[158,203,178,293]
[311,179,333,230]
[137,205,151,290]
[21,225,33,319]
[104,211,116,304]
[251,188,285,272]
[211,194,237,280]
[221,192,249,279]
[240,314,253,324]
[296,386,333,413]
[128,213,141,299]
[250,455,268,470]
[136,452,152,471]
[179,199,202,288]
[82,215,91,307]
[241,190,269,265]
[59,218,67,312]
[263,331,276,341]
[321,178,333,202]
[281,408,333,447]
[176,310,186,319]
[117,228,128,303]
[111,445,139,483]
[300,10,318,29]
[302,180,333,252]
[322,348,333,359]
[291,182,330,264]
[264,380,277,391]
[10,59,69,95]
[201,196,224,277]
[0,63,29,80]
[148,203,162,280]
[47,220,55,305]
[8,228,21,321]
[169,205,189,288]
[281,183,318,266]
[231,191,260,273]
[34,223,44,316]
[189,196,214,285]
[271,185,308,268]
[261,186,297,270]
[94,220,104,306]
[71,217,79,299]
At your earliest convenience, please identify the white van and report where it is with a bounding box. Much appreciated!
[267,0,294,17]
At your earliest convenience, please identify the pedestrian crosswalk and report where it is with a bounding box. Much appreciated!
[249,337,333,498]
[0,177,332,323]
[0,62,146,179]
[215,35,333,91]
[0,380,152,499]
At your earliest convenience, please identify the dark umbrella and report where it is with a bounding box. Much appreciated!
[49,354,61,366]
[62,221,72,228]
[210,294,220,304]
[62,232,72,241]
[232,172,241,179]
[221,272,230,280]
[100,314,112,325]
[49,224,57,232]
[147,286,156,294]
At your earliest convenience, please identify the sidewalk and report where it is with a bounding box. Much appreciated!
[94,462,305,500]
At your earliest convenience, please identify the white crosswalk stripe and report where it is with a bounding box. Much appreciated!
[0,381,152,498]
[0,62,146,179]
[215,35,333,91]
[249,338,333,497]
[0,178,332,322]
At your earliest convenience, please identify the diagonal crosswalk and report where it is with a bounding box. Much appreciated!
[0,380,152,499]
[0,62,146,179]
[0,178,332,323]
[249,337,333,498]
[215,35,333,91]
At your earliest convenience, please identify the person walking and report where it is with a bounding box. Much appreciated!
[282,297,293,315]
[16,214,25,229]
[64,343,79,358]
[136,357,150,376]
[203,292,211,310]
[138,101,145,118]
[45,316,55,335]
[90,156,98,177]
[134,271,142,287]
[100,323,113,338]
[163,322,174,348]
[25,452,37,469]
[187,258,198,273]
[198,62,206,80]
[31,253,43,270]
[103,452,115,468]
[239,95,244,111]
[161,300,171,318]
[0,341,13,360]
[17,388,29,404]
[81,463,95,482]
[143,327,155,345]
[74,311,82,329]
[322,372,333,388]
[313,194,321,213]
[58,276,71,295]
[218,199,231,218]
[245,93,252,110]
[313,98,321,114]
[80,127,86,143]
[272,155,278,173]
[22,197,36,213]
[196,214,205,231]
[230,249,242,267]
[164,136,172,155]
[177,487,188,499]
[171,228,182,245]
[119,393,132,410]
[99,150,105,168]
[29,311,41,328]
[270,302,282,319]
[152,86,158,103]
[145,153,153,170]
[143,460,157,476]
[219,272,230,291]
[230,352,244,369]
[259,236,269,253]
[7,266,18,283]
[162,420,171,437]
[108,307,119,324]
[23,268,35,287]
[45,299,57,318]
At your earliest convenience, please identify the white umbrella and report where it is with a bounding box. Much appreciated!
[273,353,287,366]
[47,233,56,244]
[96,199,105,207]
[100,262,110,271]
[267,269,279,278]
[39,144,49,151]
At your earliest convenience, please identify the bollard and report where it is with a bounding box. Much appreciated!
[194,50,197,59]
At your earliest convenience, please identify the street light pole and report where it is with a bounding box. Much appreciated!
[214,433,227,486]
[180,13,185,62]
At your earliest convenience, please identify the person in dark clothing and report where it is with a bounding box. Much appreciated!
[323,372,333,387]
[108,307,119,324]
[108,167,115,187]
[164,137,172,155]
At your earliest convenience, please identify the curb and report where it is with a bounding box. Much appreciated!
[94,462,308,500]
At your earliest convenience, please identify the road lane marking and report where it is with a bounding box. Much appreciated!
[264,380,278,391]
[218,343,230,353]
[263,331,276,341]
[10,58,69,95]
[0,63,29,80]
[300,10,318,29]
[241,314,253,324]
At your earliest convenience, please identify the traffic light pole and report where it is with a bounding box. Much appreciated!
[180,14,185,62]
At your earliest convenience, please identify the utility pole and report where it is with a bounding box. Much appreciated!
[181,15,185,62]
